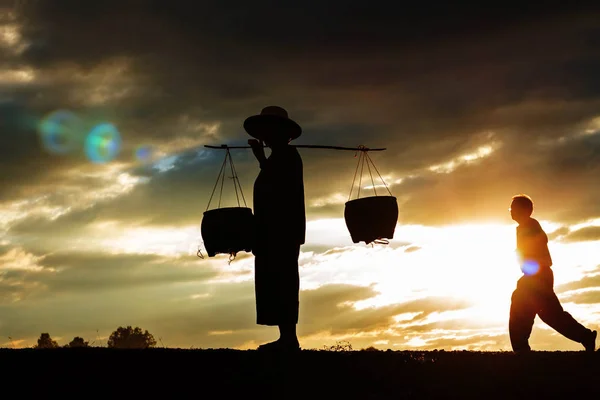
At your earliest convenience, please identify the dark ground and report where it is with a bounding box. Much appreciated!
[0,348,598,399]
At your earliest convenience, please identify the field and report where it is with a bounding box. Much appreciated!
[1,348,598,398]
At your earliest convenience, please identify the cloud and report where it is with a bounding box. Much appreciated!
[2,147,230,243]
[420,332,509,351]
[561,226,600,243]
[556,272,600,293]
[299,283,473,336]
[559,289,600,305]
[40,251,220,293]
[395,126,600,225]
[548,226,570,241]
[0,269,475,349]
[166,283,475,349]
[0,245,53,303]
[0,2,597,234]
[403,246,421,253]
[0,247,221,306]
[3,2,600,350]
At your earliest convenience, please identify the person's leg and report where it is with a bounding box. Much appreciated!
[534,273,595,350]
[255,251,284,349]
[255,252,278,326]
[534,268,596,350]
[537,296,596,351]
[278,324,299,345]
[258,244,301,351]
[509,277,537,352]
[277,244,300,347]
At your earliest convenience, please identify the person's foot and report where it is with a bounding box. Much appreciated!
[513,348,532,356]
[257,339,300,352]
[582,330,597,352]
[257,340,279,351]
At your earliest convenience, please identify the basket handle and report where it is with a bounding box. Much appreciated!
[348,146,393,201]
[206,148,248,211]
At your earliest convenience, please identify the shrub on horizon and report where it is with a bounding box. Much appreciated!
[34,333,59,349]
[107,326,157,349]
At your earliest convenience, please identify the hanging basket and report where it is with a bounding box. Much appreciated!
[202,207,254,257]
[345,196,398,244]
[200,148,254,258]
[343,147,398,245]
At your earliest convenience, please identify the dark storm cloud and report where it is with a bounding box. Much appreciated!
[16,2,600,148]
[0,98,77,200]
[2,0,598,228]
[534,130,600,224]
[20,1,591,64]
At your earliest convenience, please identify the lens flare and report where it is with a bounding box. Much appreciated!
[37,110,84,155]
[135,145,153,163]
[521,260,540,276]
[85,123,121,163]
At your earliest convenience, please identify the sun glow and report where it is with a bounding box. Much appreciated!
[28,215,596,351]
[300,219,597,328]
[358,223,520,309]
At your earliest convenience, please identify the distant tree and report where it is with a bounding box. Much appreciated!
[67,336,89,348]
[35,333,59,349]
[323,340,353,352]
[362,346,380,352]
[107,326,157,349]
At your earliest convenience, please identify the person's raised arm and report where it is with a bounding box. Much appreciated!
[248,139,267,168]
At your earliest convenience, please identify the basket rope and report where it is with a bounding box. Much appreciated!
[348,146,393,201]
[206,148,247,211]
[201,149,248,261]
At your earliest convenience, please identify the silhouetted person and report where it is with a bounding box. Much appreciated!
[508,194,597,353]
[245,106,305,352]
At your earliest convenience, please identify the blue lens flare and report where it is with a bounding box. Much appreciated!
[135,145,153,163]
[521,260,540,276]
[85,123,121,163]
[38,110,84,155]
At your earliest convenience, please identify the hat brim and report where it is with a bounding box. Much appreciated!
[243,115,302,141]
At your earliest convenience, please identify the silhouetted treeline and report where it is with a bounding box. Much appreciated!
[28,326,156,349]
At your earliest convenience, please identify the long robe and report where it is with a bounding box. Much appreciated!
[253,145,305,325]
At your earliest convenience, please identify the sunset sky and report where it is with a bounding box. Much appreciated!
[2,1,600,350]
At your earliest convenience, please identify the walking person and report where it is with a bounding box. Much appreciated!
[245,106,306,352]
[508,194,597,352]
